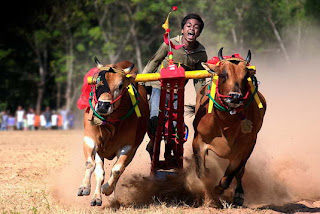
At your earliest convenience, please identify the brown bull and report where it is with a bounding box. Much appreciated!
[192,48,266,207]
[77,59,149,206]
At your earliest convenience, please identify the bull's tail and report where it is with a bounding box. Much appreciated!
[185,104,195,117]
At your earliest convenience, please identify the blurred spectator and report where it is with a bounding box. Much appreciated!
[0,110,9,131]
[67,111,75,129]
[51,110,58,129]
[7,114,15,130]
[60,106,68,130]
[40,112,46,130]
[26,108,35,130]
[57,111,63,130]
[44,106,52,129]
[15,105,25,130]
[34,110,41,130]
[0,111,2,128]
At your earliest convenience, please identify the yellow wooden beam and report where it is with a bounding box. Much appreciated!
[131,70,212,82]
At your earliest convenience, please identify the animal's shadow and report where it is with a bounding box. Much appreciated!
[258,202,320,213]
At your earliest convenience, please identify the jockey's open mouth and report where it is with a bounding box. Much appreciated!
[187,31,195,41]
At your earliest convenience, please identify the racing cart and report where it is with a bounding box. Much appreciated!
[133,6,211,178]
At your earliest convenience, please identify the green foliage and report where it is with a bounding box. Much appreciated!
[0,49,13,59]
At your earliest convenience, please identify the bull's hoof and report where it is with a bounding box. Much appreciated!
[90,198,102,206]
[101,183,114,196]
[233,192,244,206]
[77,187,90,196]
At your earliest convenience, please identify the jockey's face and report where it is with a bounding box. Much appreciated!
[181,19,201,43]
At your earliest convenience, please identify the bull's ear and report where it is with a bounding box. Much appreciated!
[201,62,217,74]
[123,63,135,74]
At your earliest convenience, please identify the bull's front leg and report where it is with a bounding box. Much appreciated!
[90,152,105,206]
[101,145,135,196]
[233,166,245,206]
[78,136,96,197]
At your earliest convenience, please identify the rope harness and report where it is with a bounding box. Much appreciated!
[206,75,258,114]
[87,65,141,125]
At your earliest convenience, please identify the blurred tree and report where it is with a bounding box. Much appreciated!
[1,0,319,113]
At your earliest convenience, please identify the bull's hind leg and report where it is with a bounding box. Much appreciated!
[78,136,96,196]
[90,153,105,206]
[192,135,207,179]
[101,145,135,196]
[193,136,223,207]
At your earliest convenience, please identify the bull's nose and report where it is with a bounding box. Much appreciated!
[97,101,111,113]
[230,93,242,104]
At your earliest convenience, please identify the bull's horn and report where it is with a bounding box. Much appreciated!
[123,63,135,74]
[94,56,103,68]
[245,50,251,64]
[218,47,224,61]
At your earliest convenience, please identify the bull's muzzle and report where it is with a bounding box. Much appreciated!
[225,92,243,107]
[96,101,112,114]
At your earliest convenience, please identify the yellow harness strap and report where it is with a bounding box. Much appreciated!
[128,84,141,117]
[247,77,263,109]
[208,75,218,113]
[246,65,263,108]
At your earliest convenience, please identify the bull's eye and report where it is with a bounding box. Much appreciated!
[118,83,123,90]
[219,70,228,82]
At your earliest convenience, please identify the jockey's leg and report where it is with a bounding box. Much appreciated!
[146,87,161,159]
[78,136,96,196]
[101,145,135,196]
[90,153,105,206]
[164,93,178,161]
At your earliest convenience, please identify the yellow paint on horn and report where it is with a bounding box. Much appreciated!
[128,84,141,117]
[247,77,263,109]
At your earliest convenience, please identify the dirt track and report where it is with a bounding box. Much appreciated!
[1,58,320,213]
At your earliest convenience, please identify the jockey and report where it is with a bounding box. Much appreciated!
[141,13,207,157]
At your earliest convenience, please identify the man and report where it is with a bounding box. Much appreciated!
[43,106,52,129]
[141,13,207,158]
[15,105,25,130]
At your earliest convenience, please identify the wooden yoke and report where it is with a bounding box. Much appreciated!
[130,70,212,82]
